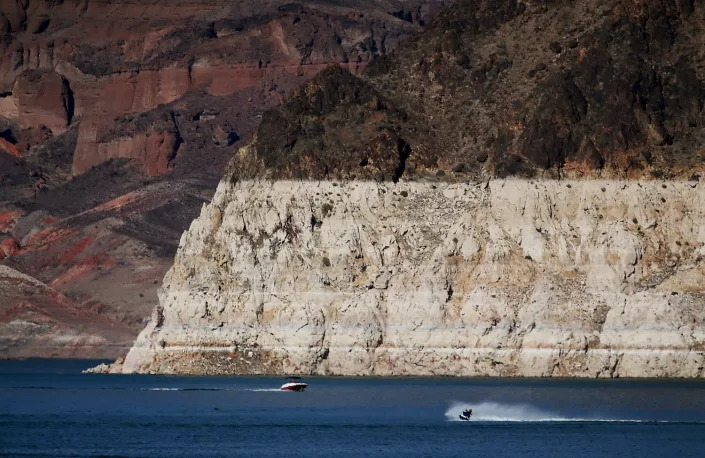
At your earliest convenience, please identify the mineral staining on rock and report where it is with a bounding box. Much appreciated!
[0,265,135,359]
[119,179,705,376]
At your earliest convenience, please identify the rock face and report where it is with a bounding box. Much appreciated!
[0,0,446,178]
[234,0,705,181]
[120,179,705,376]
[0,0,447,358]
[0,265,135,359]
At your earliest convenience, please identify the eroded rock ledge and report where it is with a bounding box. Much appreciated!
[116,179,705,377]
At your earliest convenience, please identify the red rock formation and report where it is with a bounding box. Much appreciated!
[0,138,21,158]
[1,183,177,356]
[0,265,135,359]
[6,71,72,135]
[0,211,21,231]
[1,0,446,177]
[0,237,20,260]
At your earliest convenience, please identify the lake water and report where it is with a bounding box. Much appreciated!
[1,359,705,457]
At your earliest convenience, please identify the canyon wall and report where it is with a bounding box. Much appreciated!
[0,0,445,177]
[0,1,447,358]
[117,178,705,376]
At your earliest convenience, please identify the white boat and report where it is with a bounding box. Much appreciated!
[280,377,307,392]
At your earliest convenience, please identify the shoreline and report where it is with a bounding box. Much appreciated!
[3,358,705,382]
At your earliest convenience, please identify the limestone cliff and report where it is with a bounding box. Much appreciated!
[118,179,705,377]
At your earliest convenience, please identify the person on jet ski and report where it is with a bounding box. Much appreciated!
[462,409,472,417]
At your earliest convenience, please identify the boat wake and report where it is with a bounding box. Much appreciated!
[243,388,285,392]
[447,401,582,422]
[141,387,224,391]
[445,401,650,423]
[142,387,285,392]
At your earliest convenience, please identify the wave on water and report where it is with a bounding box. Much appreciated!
[243,388,285,392]
[143,387,182,391]
[446,401,581,422]
[141,387,226,391]
[142,387,285,392]
[445,401,654,423]
[15,386,287,392]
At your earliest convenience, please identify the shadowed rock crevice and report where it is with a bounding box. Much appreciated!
[167,110,184,164]
[392,138,411,183]
[61,77,74,126]
[0,127,17,144]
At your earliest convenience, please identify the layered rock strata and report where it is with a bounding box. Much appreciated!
[0,265,135,358]
[119,179,705,377]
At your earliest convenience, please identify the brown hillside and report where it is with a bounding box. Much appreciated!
[233,0,705,181]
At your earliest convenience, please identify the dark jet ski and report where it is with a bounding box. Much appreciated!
[459,409,473,421]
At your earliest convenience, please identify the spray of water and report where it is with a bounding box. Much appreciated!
[244,388,287,392]
[446,401,590,422]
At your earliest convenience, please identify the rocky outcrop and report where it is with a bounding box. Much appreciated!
[0,71,73,135]
[235,0,705,181]
[89,125,183,177]
[119,179,705,377]
[0,0,447,177]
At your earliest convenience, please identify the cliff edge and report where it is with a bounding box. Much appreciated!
[118,179,704,376]
[112,0,705,376]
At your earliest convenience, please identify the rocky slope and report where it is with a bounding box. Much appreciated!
[232,0,705,181]
[0,265,134,358]
[119,179,704,376]
[0,0,447,358]
[111,0,705,377]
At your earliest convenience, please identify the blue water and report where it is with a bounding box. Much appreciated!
[1,360,705,457]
